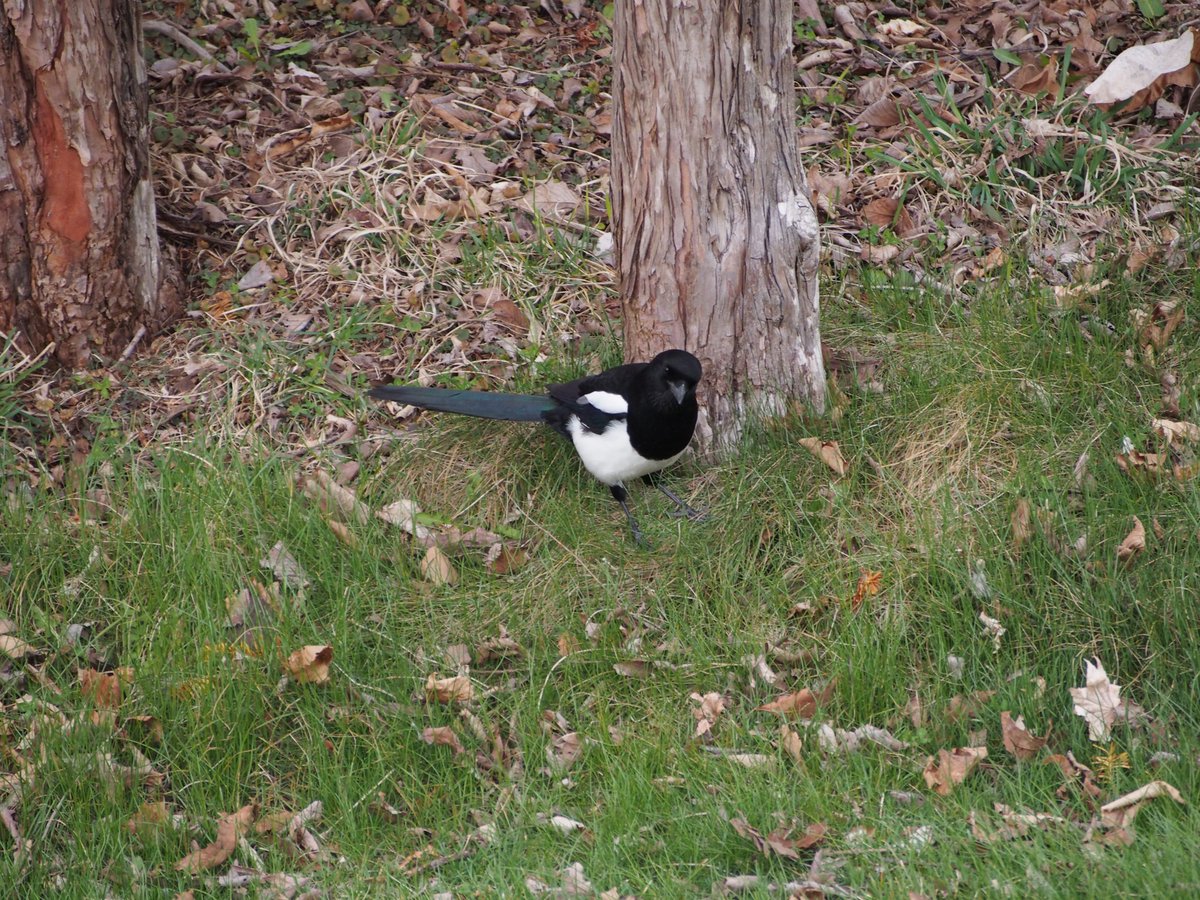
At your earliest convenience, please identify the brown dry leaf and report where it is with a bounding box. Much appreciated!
[613,660,651,678]
[547,731,583,771]
[758,689,819,719]
[1100,780,1186,827]
[851,570,883,610]
[923,746,988,795]
[855,96,905,128]
[79,667,133,709]
[283,645,333,684]
[1045,751,1103,800]
[1116,517,1146,567]
[946,690,996,723]
[862,197,916,237]
[690,691,726,739]
[484,542,530,575]
[798,437,848,476]
[471,288,530,333]
[1069,658,1121,742]
[0,633,36,660]
[377,498,431,541]
[299,471,370,525]
[421,726,466,754]
[556,633,580,657]
[475,627,523,663]
[1152,418,1200,445]
[260,540,310,590]
[1115,446,1168,477]
[127,800,174,836]
[971,803,1069,842]
[779,725,804,765]
[1134,300,1187,353]
[731,817,827,860]
[1000,711,1048,761]
[175,803,258,873]
[1011,58,1060,96]
[420,545,458,585]
[971,246,1006,279]
[425,672,474,704]
[515,180,580,219]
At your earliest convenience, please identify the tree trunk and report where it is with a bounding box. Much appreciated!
[0,0,181,369]
[612,0,824,454]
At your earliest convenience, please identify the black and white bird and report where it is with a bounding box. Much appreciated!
[369,349,704,544]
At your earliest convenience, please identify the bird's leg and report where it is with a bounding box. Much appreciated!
[642,475,707,521]
[610,483,648,547]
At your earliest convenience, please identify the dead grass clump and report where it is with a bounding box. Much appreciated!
[888,397,1017,514]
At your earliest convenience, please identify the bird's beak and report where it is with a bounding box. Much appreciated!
[668,380,687,405]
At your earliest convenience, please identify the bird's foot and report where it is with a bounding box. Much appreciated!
[668,504,709,522]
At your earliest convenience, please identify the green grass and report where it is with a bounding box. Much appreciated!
[3,260,1200,897]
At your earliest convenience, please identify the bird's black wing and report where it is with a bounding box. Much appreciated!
[543,361,646,436]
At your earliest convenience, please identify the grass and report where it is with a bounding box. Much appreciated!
[3,248,1199,897]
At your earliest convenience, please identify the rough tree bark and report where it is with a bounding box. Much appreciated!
[0,0,181,369]
[612,0,824,454]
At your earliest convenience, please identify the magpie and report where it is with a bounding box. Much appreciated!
[369,349,703,544]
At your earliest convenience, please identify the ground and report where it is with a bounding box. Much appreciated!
[1,1,1199,896]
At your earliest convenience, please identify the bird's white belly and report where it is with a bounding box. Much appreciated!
[567,418,683,485]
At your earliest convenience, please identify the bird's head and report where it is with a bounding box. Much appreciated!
[648,349,702,406]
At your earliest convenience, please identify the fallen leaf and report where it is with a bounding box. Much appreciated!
[422,726,466,754]
[547,731,583,771]
[816,722,909,753]
[1000,711,1048,761]
[127,800,174,836]
[613,660,651,678]
[515,180,580,219]
[425,672,474,703]
[690,692,726,739]
[420,545,458,585]
[260,541,309,590]
[731,816,826,859]
[1070,658,1121,742]
[283,645,333,684]
[946,690,995,722]
[299,471,370,524]
[485,543,529,575]
[175,803,258,872]
[79,667,132,709]
[798,437,848,475]
[1045,751,1103,799]
[1152,419,1200,445]
[0,633,36,660]
[1084,31,1195,106]
[979,612,1006,650]
[1100,780,1186,827]
[377,498,431,540]
[851,570,883,610]
[779,725,804,765]
[547,813,589,835]
[1116,517,1146,567]
[923,746,987,795]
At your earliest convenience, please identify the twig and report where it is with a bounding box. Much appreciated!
[119,325,147,362]
[142,19,231,73]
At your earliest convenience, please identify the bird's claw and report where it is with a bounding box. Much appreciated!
[669,505,708,522]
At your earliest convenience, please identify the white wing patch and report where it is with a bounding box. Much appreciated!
[579,390,628,415]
